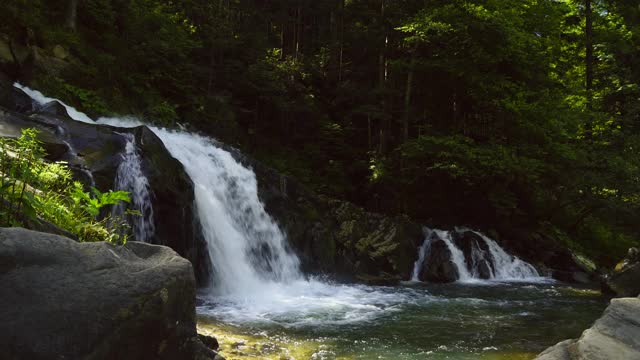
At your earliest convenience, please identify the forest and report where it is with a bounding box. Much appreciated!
[2,0,639,267]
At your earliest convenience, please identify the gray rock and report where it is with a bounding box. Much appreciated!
[534,297,640,360]
[0,95,210,285]
[419,238,460,283]
[606,249,640,297]
[0,227,202,360]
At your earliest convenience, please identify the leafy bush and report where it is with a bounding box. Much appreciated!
[0,128,132,244]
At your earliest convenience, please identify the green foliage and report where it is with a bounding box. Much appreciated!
[2,0,640,265]
[0,129,131,244]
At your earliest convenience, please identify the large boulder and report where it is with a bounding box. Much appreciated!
[535,296,640,360]
[497,227,597,284]
[604,248,640,298]
[0,92,210,285]
[419,237,460,283]
[0,227,205,360]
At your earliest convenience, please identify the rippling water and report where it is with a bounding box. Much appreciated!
[197,281,606,359]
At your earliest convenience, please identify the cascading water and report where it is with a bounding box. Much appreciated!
[16,85,554,336]
[412,227,542,282]
[435,229,473,281]
[112,133,155,242]
[410,228,433,281]
[138,129,303,295]
[471,230,540,280]
[14,83,95,124]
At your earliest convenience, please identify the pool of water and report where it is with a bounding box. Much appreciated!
[197,280,606,359]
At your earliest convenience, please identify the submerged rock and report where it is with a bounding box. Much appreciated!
[535,296,640,360]
[0,227,207,360]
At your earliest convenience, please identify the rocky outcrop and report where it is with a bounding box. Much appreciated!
[604,248,640,298]
[237,155,424,283]
[452,230,495,279]
[0,77,210,284]
[419,237,459,282]
[497,228,598,284]
[535,296,640,360]
[0,227,216,360]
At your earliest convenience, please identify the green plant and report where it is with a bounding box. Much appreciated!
[0,128,132,244]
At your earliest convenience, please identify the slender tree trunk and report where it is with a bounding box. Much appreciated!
[378,0,388,153]
[403,54,416,143]
[585,0,593,110]
[367,115,372,151]
[295,7,302,61]
[280,23,285,60]
[65,0,78,31]
[338,0,345,83]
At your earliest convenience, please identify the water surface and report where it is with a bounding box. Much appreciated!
[197,281,605,359]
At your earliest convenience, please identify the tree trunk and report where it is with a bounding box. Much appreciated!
[403,55,416,143]
[378,0,388,153]
[338,0,345,83]
[65,0,79,31]
[585,0,593,110]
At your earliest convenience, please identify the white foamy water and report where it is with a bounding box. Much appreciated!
[14,83,95,124]
[411,227,548,284]
[97,117,411,324]
[411,228,433,281]
[471,230,541,281]
[436,229,473,281]
[112,133,155,242]
[16,84,551,330]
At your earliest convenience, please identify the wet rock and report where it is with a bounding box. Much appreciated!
[604,248,640,297]
[499,228,598,284]
[535,296,640,360]
[0,73,33,112]
[552,270,593,285]
[477,260,493,279]
[452,230,496,279]
[198,334,220,351]
[0,91,210,285]
[0,227,199,360]
[419,238,460,283]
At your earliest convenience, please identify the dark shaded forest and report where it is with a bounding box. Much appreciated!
[2,0,639,265]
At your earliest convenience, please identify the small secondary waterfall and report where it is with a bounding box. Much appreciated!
[471,230,539,280]
[412,228,540,282]
[112,134,155,242]
[436,229,473,281]
[411,228,433,281]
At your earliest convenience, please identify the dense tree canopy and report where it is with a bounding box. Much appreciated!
[1,0,638,265]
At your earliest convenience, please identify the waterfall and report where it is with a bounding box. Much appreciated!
[16,83,546,316]
[435,229,473,281]
[15,85,303,297]
[112,133,155,242]
[471,230,539,280]
[140,129,302,296]
[411,228,433,281]
[413,228,541,282]
[14,83,95,124]
[90,119,303,295]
